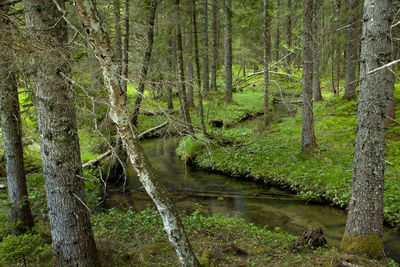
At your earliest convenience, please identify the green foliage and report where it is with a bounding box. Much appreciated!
[0,233,51,265]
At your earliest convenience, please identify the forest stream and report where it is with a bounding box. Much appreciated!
[105,136,400,263]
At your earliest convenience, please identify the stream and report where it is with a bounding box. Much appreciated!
[105,137,400,263]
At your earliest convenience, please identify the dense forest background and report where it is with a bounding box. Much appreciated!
[1,0,400,266]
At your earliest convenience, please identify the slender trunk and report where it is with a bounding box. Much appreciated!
[192,0,202,88]
[113,0,122,84]
[176,0,194,135]
[131,0,158,126]
[386,3,396,125]
[167,35,175,110]
[24,1,98,265]
[330,1,336,94]
[343,0,357,100]
[191,0,208,136]
[243,64,246,76]
[341,0,392,259]
[301,0,317,153]
[312,0,323,101]
[121,0,130,94]
[74,1,200,265]
[224,0,232,102]
[0,44,34,231]
[187,65,195,107]
[202,0,210,94]
[275,0,280,64]
[286,0,292,67]
[263,0,270,126]
[210,0,218,90]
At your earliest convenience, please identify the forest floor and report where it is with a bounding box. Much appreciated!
[0,70,400,265]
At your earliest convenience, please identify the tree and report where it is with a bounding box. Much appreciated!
[312,0,323,101]
[224,0,232,102]
[131,0,158,126]
[23,0,99,265]
[202,0,210,94]
[0,6,34,231]
[274,0,280,64]
[341,0,392,259]
[263,0,270,126]
[210,0,218,90]
[73,0,200,265]
[286,0,292,66]
[343,0,358,100]
[301,0,317,153]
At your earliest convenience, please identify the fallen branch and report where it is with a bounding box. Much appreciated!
[82,121,168,168]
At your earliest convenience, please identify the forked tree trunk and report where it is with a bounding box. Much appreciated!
[24,1,99,265]
[301,0,317,153]
[0,17,34,231]
[263,0,270,126]
[131,0,158,126]
[341,0,392,259]
[312,0,323,101]
[202,0,210,94]
[210,0,218,90]
[73,1,200,265]
[224,0,232,102]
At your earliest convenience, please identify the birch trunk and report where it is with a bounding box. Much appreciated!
[23,0,98,265]
[301,0,317,153]
[73,0,199,265]
[0,24,34,230]
[341,0,392,259]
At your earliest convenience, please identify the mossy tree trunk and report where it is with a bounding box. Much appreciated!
[0,8,34,231]
[340,0,392,259]
[23,0,99,265]
[301,0,317,153]
[73,0,200,265]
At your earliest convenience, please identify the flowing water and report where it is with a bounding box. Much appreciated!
[105,137,400,263]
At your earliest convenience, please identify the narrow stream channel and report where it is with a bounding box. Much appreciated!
[105,137,400,263]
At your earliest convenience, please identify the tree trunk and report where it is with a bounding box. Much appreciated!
[167,34,175,110]
[74,0,200,265]
[263,0,270,126]
[386,3,397,125]
[301,0,317,153]
[210,0,218,90]
[121,0,130,94]
[286,0,292,67]
[202,0,210,94]
[274,0,280,64]
[176,0,194,135]
[23,1,99,265]
[114,0,122,84]
[131,0,158,126]
[343,0,358,100]
[187,64,195,107]
[312,0,323,101]
[224,0,232,102]
[341,0,392,259]
[0,14,34,230]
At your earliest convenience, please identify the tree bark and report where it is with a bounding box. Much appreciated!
[121,0,130,94]
[274,0,280,64]
[131,0,158,126]
[343,0,358,100]
[167,34,175,110]
[210,0,218,90]
[0,12,34,230]
[224,0,232,102]
[341,0,392,259]
[202,0,210,94]
[23,1,99,265]
[312,0,323,101]
[263,0,270,126]
[286,0,292,67]
[113,0,122,85]
[301,0,317,153]
[74,0,200,265]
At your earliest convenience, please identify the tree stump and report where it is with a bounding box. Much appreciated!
[289,226,327,252]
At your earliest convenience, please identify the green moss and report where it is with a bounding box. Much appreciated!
[341,232,384,259]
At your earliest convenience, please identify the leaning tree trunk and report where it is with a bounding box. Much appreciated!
[343,0,358,100]
[263,0,270,126]
[340,0,392,259]
[202,0,210,94]
[73,1,200,265]
[0,11,34,230]
[23,0,99,266]
[301,0,317,153]
[210,0,218,90]
[312,0,323,101]
[131,0,158,126]
[224,0,232,102]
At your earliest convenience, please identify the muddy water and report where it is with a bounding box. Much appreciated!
[105,137,400,262]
